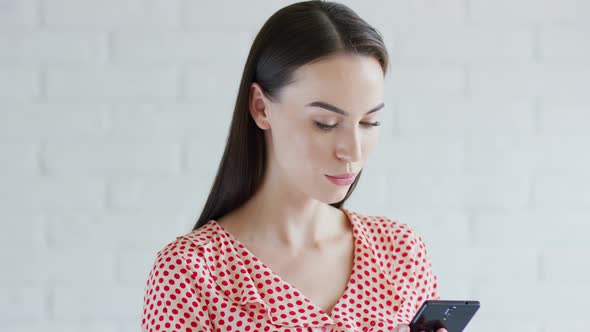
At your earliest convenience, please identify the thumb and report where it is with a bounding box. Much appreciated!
[392,324,410,332]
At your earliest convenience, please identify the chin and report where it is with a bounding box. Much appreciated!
[321,188,349,205]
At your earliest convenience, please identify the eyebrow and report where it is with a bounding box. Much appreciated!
[305,101,385,116]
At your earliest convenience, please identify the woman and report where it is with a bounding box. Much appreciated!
[141,1,445,331]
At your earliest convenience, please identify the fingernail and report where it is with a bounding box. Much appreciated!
[400,327,410,332]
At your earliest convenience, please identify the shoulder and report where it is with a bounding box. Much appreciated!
[142,226,219,330]
[351,209,423,244]
[163,220,218,252]
[348,209,429,259]
[149,222,219,273]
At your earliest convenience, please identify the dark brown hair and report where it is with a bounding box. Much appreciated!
[192,0,389,231]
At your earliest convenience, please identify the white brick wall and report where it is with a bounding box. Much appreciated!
[1,0,588,331]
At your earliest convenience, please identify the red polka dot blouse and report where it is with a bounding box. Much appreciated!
[141,207,440,332]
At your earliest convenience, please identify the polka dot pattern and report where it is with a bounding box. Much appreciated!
[141,208,440,332]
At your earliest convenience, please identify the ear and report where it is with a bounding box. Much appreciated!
[249,82,272,130]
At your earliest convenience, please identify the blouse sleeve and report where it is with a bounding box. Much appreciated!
[411,232,440,312]
[141,241,213,332]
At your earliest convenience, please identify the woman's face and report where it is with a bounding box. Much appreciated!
[252,53,385,204]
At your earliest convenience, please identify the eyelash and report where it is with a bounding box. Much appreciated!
[314,121,381,131]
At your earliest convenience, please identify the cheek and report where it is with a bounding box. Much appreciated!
[298,132,325,163]
[273,121,317,166]
[364,132,379,153]
[291,128,331,170]
[361,133,379,161]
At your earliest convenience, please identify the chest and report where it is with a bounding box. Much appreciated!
[255,236,355,315]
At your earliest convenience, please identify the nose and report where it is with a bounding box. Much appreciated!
[336,126,362,163]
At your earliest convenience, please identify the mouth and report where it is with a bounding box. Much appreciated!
[324,173,357,185]
[325,172,357,180]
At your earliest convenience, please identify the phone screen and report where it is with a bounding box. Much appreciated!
[409,300,480,332]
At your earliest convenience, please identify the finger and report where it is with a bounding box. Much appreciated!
[436,329,448,332]
[392,324,410,332]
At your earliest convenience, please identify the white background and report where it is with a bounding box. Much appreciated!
[1,0,589,331]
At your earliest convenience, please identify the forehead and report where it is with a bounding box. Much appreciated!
[282,53,385,110]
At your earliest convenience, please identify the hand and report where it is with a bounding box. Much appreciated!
[387,324,449,332]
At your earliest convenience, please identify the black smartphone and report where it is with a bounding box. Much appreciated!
[409,300,480,332]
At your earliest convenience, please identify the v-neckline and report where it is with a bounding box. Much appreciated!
[209,207,359,318]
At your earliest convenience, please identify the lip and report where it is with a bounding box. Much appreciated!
[324,173,357,185]
[326,172,357,179]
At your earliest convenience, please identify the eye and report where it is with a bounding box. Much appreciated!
[314,121,381,132]
[314,122,337,131]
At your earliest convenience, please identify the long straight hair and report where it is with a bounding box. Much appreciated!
[192,0,389,231]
